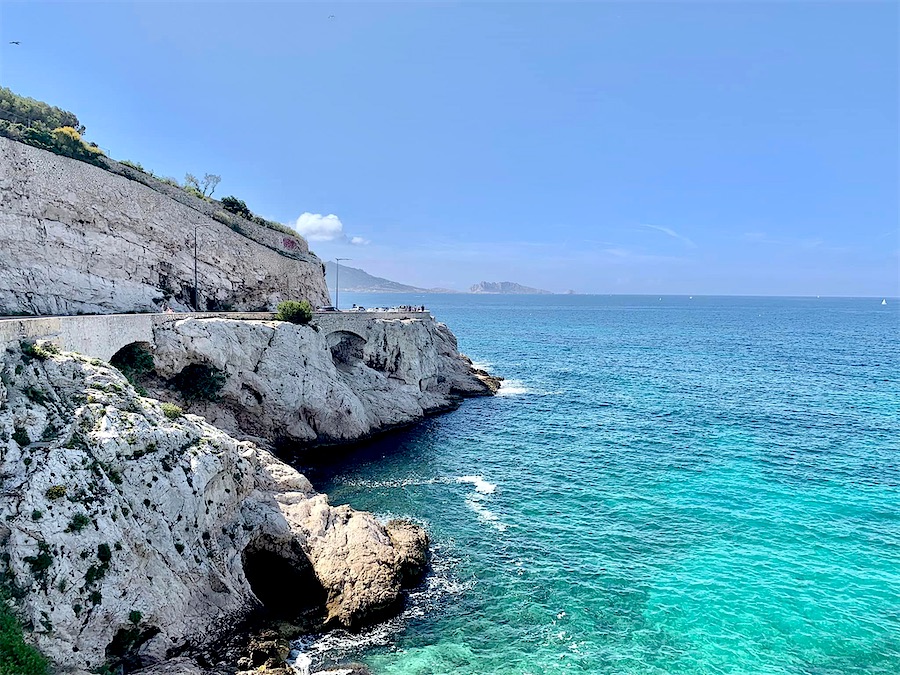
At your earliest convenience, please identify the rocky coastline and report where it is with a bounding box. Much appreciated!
[0,309,497,674]
[146,315,499,449]
[0,337,478,673]
[0,131,500,675]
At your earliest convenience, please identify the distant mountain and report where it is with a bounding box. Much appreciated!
[324,262,456,293]
[469,281,552,295]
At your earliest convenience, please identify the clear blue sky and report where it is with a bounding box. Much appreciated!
[1,1,897,296]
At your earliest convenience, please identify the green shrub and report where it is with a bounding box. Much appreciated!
[84,564,105,584]
[0,86,82,132]
[49,126,105,164]
[275,300,313,325]
[66,513,91,533]
[21,341,59,361]
[119,160,145,172]
[183,184,204,200]
[11,428,29,447]
[171,364,226,401]
[128,610,142,625]
[220,195,251,219]
[160,403,183,420]
[0,600,49,675]
[23,543,53,583]
[22,387,47,406]
[45,485,66,500]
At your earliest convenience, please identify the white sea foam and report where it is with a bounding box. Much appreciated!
[457,475,497,494]
[497,379,564,397]
[497,379,530,396]
[470,359,493,370]
[464,496,508,532]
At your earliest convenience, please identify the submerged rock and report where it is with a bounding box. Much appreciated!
[0,344,427,672]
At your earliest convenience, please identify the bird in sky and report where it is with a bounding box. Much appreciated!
[329,15,335,20]
[9,41,20,45]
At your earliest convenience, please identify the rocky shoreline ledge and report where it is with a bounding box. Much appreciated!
[0,316,497,674]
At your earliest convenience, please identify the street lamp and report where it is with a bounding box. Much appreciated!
[193,225,199,311]
[334,258,350,310]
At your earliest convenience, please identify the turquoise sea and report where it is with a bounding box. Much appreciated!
[294,295,899,675]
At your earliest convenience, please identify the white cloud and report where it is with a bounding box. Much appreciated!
[291,212,370,245]
[292,213,345,241]
[639,224,697,249]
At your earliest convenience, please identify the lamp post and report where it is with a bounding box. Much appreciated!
[193,226,199,311]
[334,258,350,311]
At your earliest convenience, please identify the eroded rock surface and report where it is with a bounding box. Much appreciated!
[0,137,329,315]
[0,344,425,672]
[150,316,499,445]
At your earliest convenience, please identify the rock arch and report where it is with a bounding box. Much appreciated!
[108,341,155,380]
[325,330,366,367]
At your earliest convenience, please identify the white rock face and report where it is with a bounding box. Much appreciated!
[0,345,425,672]
[150,316,498,445]
[0,138,329,315]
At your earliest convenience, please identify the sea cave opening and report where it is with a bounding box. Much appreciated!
[242,542,327,622]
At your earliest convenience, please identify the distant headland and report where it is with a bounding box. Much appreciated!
[469,281,552,295]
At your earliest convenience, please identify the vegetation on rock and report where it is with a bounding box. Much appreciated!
[45,485,66,500]
[0,599,49,675]
[185,173,221,198]
[160,402,183,420]
[0,87,104,167]
[171,364,227,401]
[21,341,59,362]
[275,300,313,325]
[11,427,30,447]
[0,86,304,247]
[221,195,251,219]
[66,514,91,533]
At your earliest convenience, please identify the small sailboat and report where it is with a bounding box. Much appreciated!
[882,299,888,305]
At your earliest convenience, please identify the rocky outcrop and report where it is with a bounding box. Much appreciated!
[0,343,426,673]
[0,137,329,315]
[149,315,499,446]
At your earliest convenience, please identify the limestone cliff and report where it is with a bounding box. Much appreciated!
[148,314,499,446]
[0,137,329,315]
[0,343,426,673]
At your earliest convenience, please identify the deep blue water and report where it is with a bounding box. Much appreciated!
[293,295,899,675]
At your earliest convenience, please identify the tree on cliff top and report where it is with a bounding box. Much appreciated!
[0,86,83,134]
[185,172,221,198]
